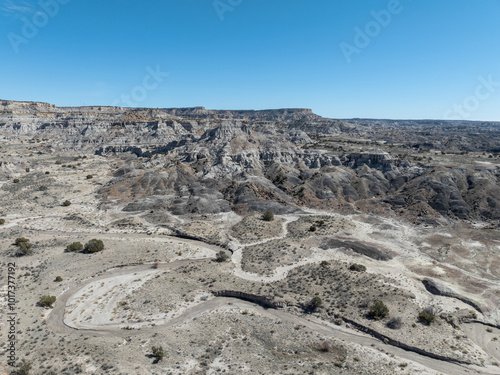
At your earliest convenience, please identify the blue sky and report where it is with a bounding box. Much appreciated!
[1,0,499,120]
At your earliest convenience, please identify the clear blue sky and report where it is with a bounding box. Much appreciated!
[1,0,499,120]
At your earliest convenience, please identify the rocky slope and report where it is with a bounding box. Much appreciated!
[1,100,499,223]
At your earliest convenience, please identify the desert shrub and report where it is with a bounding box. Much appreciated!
[15,238,30,245]
[0,218,5,225]
[309,225,317,232]
[25,168,30,173]
[45,171,50,174]
[418,309,435,325]
[62,200,71,206]
[83,239,104,253]
[14,243,31,256]
[306,296,322,312]
[14,238,33,256]
[86,174,93,179]
[65,242,83,252]
[54,276,63,282]
[55,160,62,164]
[38,295,56,307]
[368,300,389,320]
[316,341,331,352]
[261,210,274,222]
[349,263,366,272]
[11,359,32,375]
[151,346,165,362]
[215,250,229,262]
[13,178,20,183]
[38,186,48,191]
[387,316,403,329]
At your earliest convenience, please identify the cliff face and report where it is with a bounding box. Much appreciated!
[1,100,499,222]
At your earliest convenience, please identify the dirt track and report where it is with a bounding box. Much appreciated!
[46,254,498,375]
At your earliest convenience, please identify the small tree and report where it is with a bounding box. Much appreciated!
[262,210,274,222]
[309,225,317,232]
[65,242,83,252]
[38,295,56,308]
[62,200,71,206]
[83,239,104,253]
[215,250,229,263]
[368,300,389,320]
[151,346,165,362]
[306,296,322,312]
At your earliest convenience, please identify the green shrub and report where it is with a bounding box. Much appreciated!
[86,174,93,179]
[55,160,62,164]
[65,242,83,252]
[11,359,32,375]
[368,300,389,320]
[45,171,50,174]
[15,238,30,245]
[0,218,5,225]
[151,346,165,362]
[418,309,435,325]
[54,276,63,282]
[16,241,33,256]
[316,341,331,352]
[25,168,30,173]
[306,296,322,312]
[62,200,71,206]
[215,250,229,262]
[387,317,403,329]
[261,210,274,222]
[309,225,317,232]
[349,264,366,272]
[38,295,56,308]
[83,239,104,253]
[14,238,33,256]
[13,178,20,183]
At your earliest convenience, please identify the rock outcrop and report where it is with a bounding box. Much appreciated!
[2,100,499,221]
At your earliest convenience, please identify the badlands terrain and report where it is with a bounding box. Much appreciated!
[0,100,500,374]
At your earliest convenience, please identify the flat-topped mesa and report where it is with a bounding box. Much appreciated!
[0,100,316,120]
[58,106,124,113]
[0,100,55,112]
[158,107,316,120]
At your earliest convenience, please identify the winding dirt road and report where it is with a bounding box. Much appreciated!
[13,215,497,374]
[46,257,498,375]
